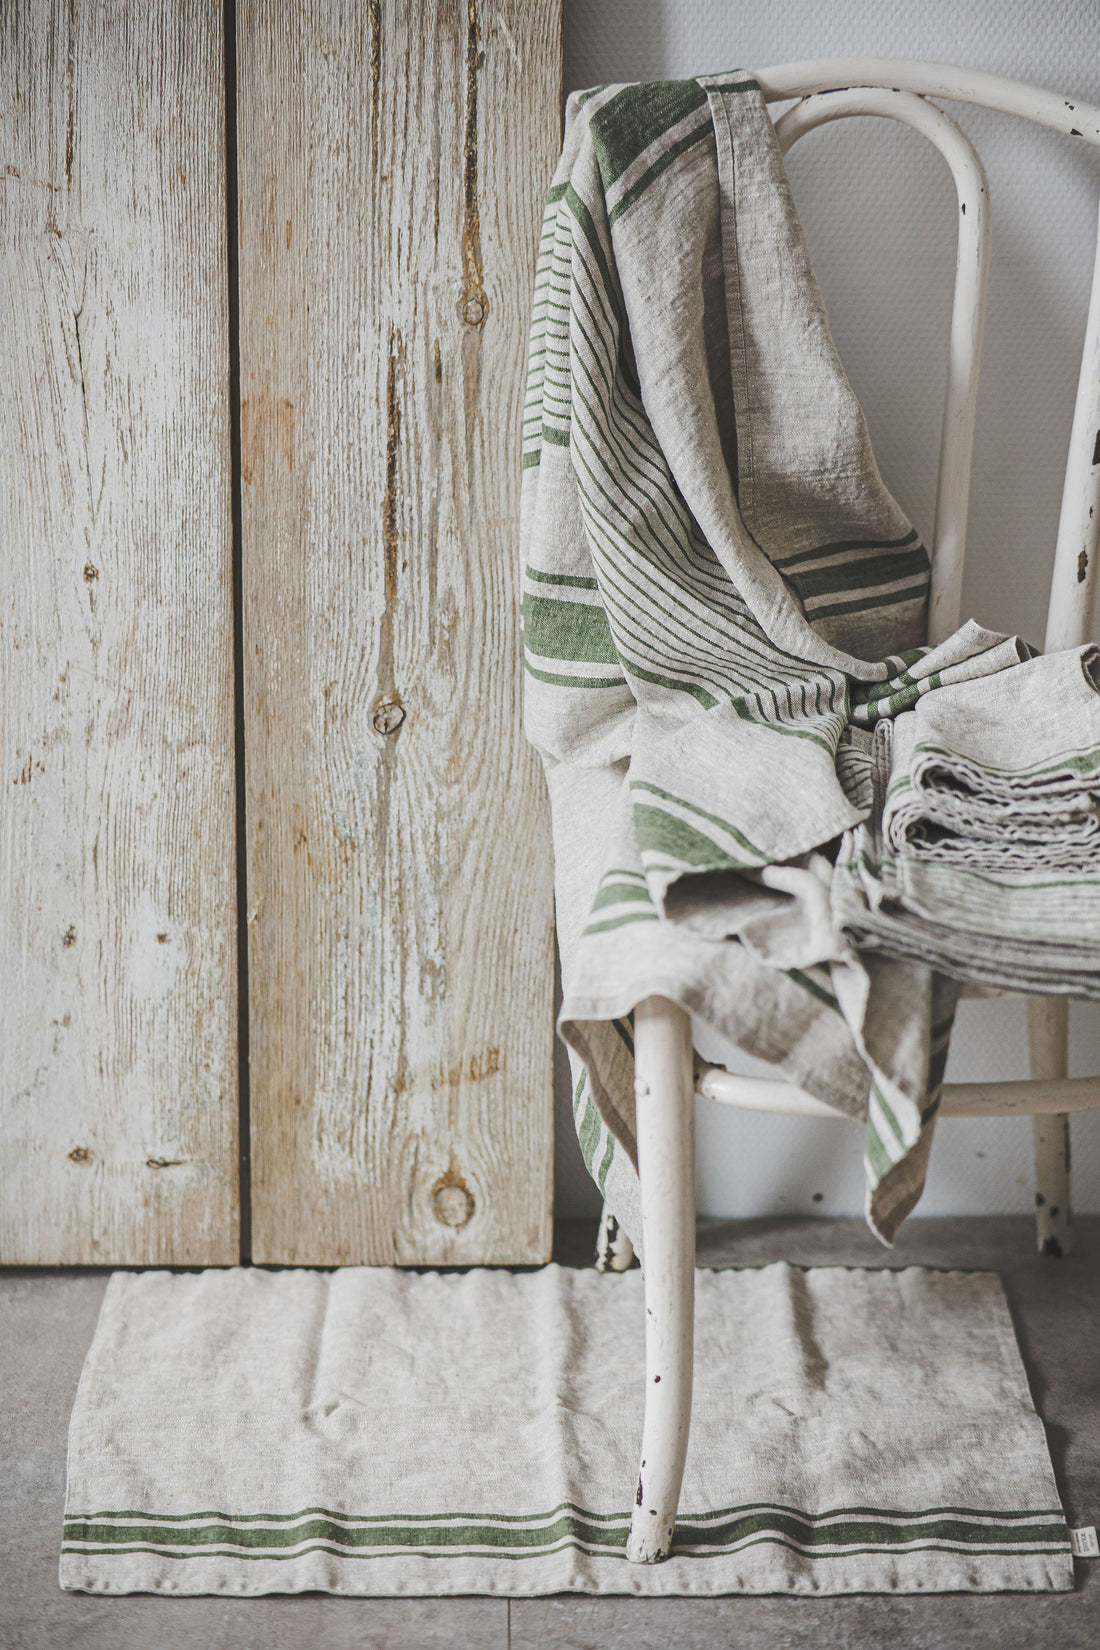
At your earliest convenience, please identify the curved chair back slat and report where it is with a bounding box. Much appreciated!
[756,57,1100,143]
[759,59,1100,652]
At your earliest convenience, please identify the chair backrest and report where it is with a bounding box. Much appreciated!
[756,58,1100,654]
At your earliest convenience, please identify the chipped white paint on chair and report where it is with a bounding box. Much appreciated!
[625,997,696,1562]
[611,58,1100,1563]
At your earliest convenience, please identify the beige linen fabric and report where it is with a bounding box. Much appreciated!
[61,1263,1071,1596]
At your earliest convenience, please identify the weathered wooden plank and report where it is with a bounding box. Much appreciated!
[0,0,238,1263]
[239,0,560,1264]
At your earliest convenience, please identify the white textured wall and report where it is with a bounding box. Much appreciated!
[553,0,1100,1221]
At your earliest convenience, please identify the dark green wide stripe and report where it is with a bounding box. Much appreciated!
[589,79,710,188]
[522,593,620,665]
[609,118,713,225]
[632,803,757,870]
[787,545,930,603]
[63,1504,1068,1562]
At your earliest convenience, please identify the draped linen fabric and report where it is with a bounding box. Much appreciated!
[520,72,954,1246]
[519,73,1100,1248]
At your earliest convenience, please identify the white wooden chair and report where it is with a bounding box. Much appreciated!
[603,58,1100,1565]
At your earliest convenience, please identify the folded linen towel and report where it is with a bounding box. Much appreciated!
[521,72,964,1248]
[885,646,1100,865]
[835,645,1100,993]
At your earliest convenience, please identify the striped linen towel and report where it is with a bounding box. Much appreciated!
[519,72,1095,1250]
[834,644,1100,994]
[60,1262,1073,1595]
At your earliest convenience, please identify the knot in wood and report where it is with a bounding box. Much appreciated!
[461,291,487,327]
[431,1161,476,1229]
[68,1146,93,1164]
[372,695,406,736]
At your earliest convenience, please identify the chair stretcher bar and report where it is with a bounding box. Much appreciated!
[696,1062,1100,1118]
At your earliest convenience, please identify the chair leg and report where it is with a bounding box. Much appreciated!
[595,1200,635,1271]
[625,995,695,1565]
[1027,997,1073,1257]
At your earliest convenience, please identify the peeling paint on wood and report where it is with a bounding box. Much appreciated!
[0,0,238,1264]
[382,333,402,612]
[460,0,489,329]
[240,388,296,484]
[239,0,560,1265]
[369,0,382,168]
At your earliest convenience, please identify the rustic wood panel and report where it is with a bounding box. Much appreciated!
[0,0,238,1262]
[239,0,559,1264]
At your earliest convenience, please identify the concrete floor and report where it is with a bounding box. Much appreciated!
[3,1216,1100,1649]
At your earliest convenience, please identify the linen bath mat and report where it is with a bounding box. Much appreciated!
[60,1262,1072,1596]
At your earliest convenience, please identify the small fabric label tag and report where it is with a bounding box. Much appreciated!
[1070,1526,1099,1558]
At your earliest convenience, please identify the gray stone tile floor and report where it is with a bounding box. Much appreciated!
[2,1215,1099,1649]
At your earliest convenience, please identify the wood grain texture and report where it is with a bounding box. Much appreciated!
[239,0,560,1264]
[0,0,238,1262]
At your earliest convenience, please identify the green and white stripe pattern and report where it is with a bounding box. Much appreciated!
[520,72,962,1246]
[60,1264,1072,1595]
[62,1501,1069,1568]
